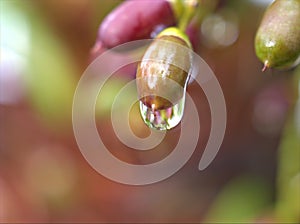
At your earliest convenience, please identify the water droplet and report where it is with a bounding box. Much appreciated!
[139,96,185,130]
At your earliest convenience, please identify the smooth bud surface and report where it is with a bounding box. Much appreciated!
[136,27,193,130]
[255,0,300,70]
[136,27,192,110]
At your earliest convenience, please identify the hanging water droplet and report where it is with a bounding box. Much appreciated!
[139,95,185,130]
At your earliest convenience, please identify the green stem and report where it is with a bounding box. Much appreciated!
[178,0,198,31]
[275,67,300,222]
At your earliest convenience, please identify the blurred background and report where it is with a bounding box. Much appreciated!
[1,0,299,223]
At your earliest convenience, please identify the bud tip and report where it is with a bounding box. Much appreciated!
[262,61,269,72]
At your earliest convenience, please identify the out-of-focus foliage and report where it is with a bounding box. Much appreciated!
[276,67,300,223]
[96,77,136,118]
[1,1,77,131]
[204,175,272,223]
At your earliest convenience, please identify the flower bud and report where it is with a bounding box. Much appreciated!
[255,0,300,70]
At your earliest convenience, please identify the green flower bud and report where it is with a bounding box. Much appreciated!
[255,0,300,70]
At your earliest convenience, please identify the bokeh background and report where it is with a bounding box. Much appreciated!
[1,0,299,223]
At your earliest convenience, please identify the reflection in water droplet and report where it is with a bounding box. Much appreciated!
[139,96,185,130]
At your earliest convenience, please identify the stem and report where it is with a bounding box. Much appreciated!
[170,0,185,22]
[275,67,300,222]
[178,0,199,31]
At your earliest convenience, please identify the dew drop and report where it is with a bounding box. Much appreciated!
[139,96,185,131]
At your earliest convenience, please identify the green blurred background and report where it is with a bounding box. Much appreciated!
[1,0,299,223]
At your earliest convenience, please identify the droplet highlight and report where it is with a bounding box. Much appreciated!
[139,96,185,130]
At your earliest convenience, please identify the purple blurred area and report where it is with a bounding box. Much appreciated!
[0,0,296,223]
